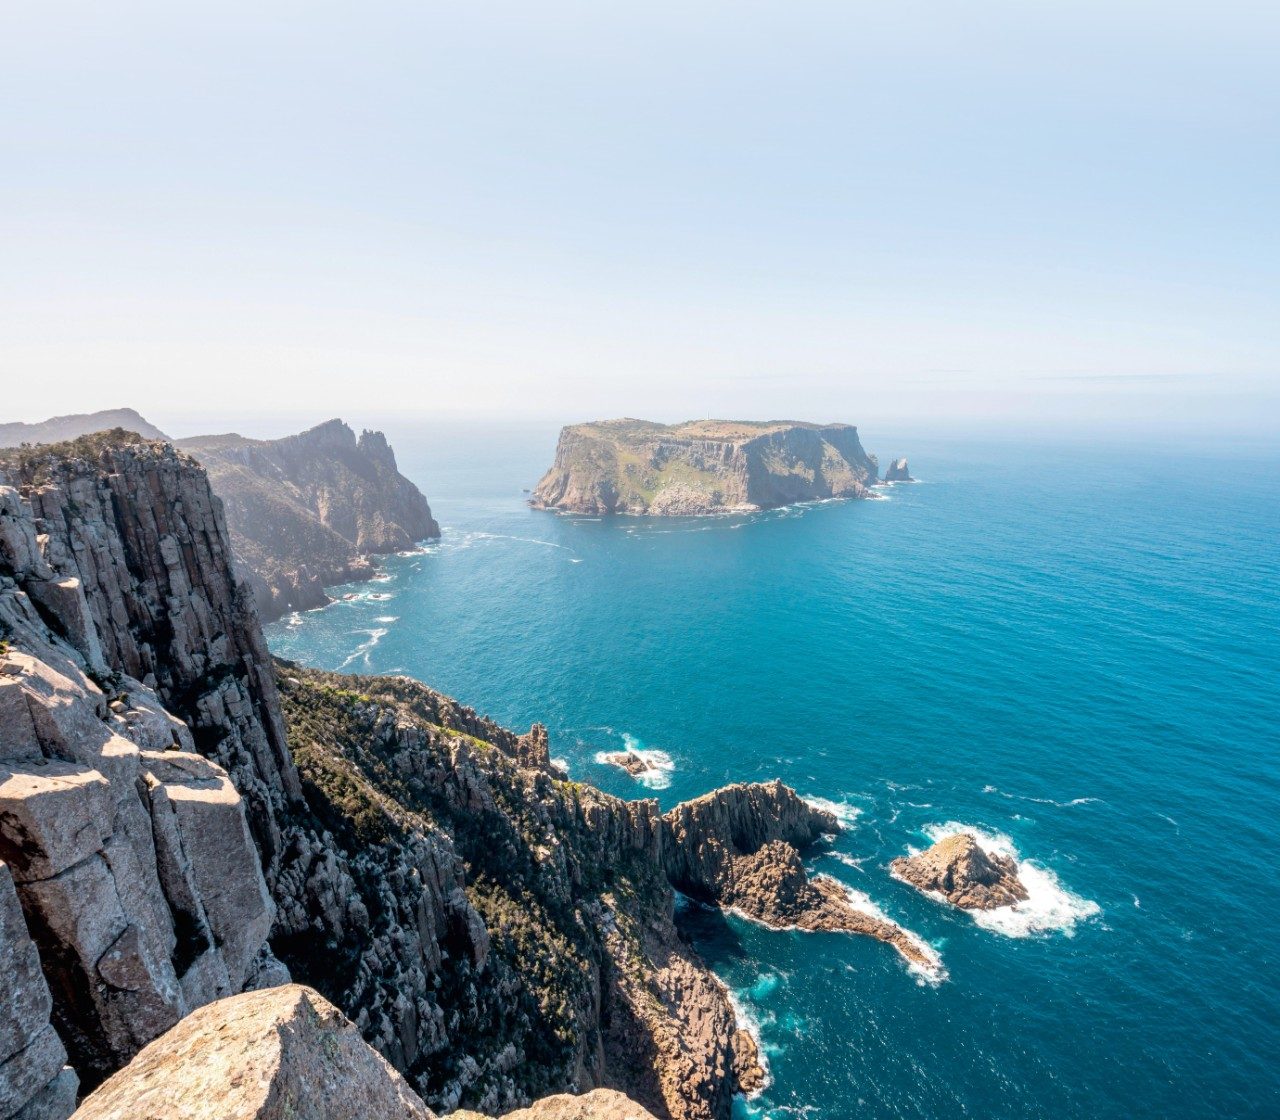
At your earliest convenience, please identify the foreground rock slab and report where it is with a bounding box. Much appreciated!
[70,985,435,1120]
[455,1089,659,1120]
[890,833,1028,910]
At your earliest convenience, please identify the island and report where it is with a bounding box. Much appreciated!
[530,418,888,516]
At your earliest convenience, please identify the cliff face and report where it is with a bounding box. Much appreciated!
[0,432,852,1120]
[530,419,880,516]
[178,420,439,620]
[0,437,284,1106]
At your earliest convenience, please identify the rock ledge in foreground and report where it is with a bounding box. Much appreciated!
[70,985,435,1120]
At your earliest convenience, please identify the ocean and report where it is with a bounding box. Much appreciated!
[265,423,1280,1119]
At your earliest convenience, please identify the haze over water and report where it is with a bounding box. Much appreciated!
[267,424,1280,1119]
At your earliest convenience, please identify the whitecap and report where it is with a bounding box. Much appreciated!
[826,852,869,871]
[550,757,570,775]
[723,983,775,1097]
[915,822,1101,938]
[803,796,862,829]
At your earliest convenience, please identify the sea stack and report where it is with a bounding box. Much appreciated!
[883,458,912,482]
[890,833,1028,910]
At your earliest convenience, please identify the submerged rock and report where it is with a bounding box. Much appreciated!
[890,833,1028,910]
[70,985,435,1120]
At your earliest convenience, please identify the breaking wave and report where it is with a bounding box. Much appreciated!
[918,822,1101,938]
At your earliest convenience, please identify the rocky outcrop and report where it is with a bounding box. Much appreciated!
[70,985,436,1120]
[177,420,439,620]
[273,665,760,1120]
[0,410,168,451]
[660,784,933,969]
[882,458,912,482]
[890,834,1028,910]
[531,420,881,516]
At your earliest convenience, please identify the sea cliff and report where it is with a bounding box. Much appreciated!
[530,419,880,516]
[0,431,878,1120]
[179,419,439,620]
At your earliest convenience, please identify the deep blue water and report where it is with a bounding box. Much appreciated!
[266,424,1280,1119]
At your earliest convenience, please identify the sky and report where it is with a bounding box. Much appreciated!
[2,1,1278,439]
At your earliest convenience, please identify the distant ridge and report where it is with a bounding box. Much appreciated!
[0,407,169,448]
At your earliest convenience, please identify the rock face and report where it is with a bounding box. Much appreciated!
[0,410,168,450]
[0,438,284,1108]
[530,420,880,516]
[70,985,436,1120]
[178,420,439,621]
[890,833,1028,910]
[883,458,912,482]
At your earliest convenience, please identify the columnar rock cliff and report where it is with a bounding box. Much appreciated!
[178,420,439,620]
[531,419,881,516]
[0,432,880,1120]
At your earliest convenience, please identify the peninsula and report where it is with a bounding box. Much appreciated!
[530,419,887,516]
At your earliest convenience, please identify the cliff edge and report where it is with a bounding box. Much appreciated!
[530,419,880,516]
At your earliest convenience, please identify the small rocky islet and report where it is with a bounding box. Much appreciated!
[891,833,1030,910]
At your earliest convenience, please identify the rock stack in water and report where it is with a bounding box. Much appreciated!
[891,833,1028,909]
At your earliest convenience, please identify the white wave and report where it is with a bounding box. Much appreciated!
[285,611,304,628]
[723,984,773,1097]
[918,822,1101,938]
[337,627,388,670]
[826,851,869,871]
[374,615,399,623]
[550,757,570,775]
[982,784,1103,809]
[839,884,947,986]
[803,796,862,829]
[594,733,675,789]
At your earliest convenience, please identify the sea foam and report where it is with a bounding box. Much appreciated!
[594,733,675,789]
[839,884,947,986]
[918,822,1101,938]
[803,797,862,829]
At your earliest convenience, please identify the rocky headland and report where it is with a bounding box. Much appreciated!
[662,785,935,970]
[0,430,910,1120]
[890,833,1028,910]
[530,419,883,516]
[178,420,439,620]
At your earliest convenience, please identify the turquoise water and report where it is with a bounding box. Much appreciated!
[266,425,1280,1119]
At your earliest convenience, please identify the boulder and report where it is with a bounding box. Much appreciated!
[70,985,436,1120]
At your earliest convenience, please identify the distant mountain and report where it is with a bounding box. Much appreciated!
[531,418,883,515]
[0,407,169,447]
[178,419,439,620]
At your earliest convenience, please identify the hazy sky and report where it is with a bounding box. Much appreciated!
[3,2,1278,437]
